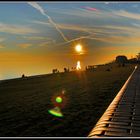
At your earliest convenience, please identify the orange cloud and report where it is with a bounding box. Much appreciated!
[17,43,32,49]
[0,44,5,48]
[92,36,140,44]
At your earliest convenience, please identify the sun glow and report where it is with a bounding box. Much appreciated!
[75,44,82,53]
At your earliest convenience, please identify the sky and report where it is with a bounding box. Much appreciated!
[0,2,140,79]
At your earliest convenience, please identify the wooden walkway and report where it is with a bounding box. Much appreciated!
[88,65,140,137]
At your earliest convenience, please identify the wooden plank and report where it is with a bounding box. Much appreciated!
[88,66,140,137]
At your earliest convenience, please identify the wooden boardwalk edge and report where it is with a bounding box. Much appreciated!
[88,65,139,137]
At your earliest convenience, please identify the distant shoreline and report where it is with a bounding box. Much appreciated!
[0,62,113,81]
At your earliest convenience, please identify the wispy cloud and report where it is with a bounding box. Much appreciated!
[38,38,56,47]
[39,41,55,47]
[57,23,94,34]
[114,10,140,20]
[105,2,110,4]
[33,21,109,36]
[32,20,51,26]
[57,22,140,37]
[89,36,140,44]
[29,6,140,46]
[17,43,32,49]
[56,29,140,47]
[132,23,140,27]
[48,5,140,24]
[103,24,140,37]
[132,4,139,8]
[23,36,46,40]
[0,45,5,48]
[50,6,118,20]
[0,23,38,35]
[0,38,5,42]
[47,21,140,47]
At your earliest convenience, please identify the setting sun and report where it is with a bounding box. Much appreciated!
[75,44,82,53]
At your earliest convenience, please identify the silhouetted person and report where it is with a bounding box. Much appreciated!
[71,67,74,71]
[64,68,66,72]
[52,69,55,74]
[22,74,25,78]
[52,69,58,74]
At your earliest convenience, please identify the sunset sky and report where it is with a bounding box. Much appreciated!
[0,2,140,79]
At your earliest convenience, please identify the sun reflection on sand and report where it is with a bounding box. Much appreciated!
[76,61,81,70]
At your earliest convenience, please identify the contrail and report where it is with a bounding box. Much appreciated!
[28,2,68,42]
[55,35,95,47]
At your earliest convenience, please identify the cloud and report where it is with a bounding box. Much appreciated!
[51,21,140,47]
[0,38,5,42]
[0,23,38,35]
[32,20,51,26]
[90,36,140,44]
[132,4,139,8]
[132,23,140,27]
[39,42,53,47]
[32,20,98,38]
[105,2,110,4]
[31,19,140,46]
[57,23,93,34]
[17,43,32,49]
[114,10,140,20]
[57,22,140,37]
[49,22,115,36]
[0,45,5,48]
[28,5,140,50]
[102,24,140,36]
[50,6,118,20]
[39,39,56,47]
[23,36,46,40]
[56,32,140,47]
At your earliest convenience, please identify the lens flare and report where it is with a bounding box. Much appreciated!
[56,96,63,103]
[48,107,63,117]
[76,61,81,70]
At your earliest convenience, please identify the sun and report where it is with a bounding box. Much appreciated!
[75,44,82,52]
